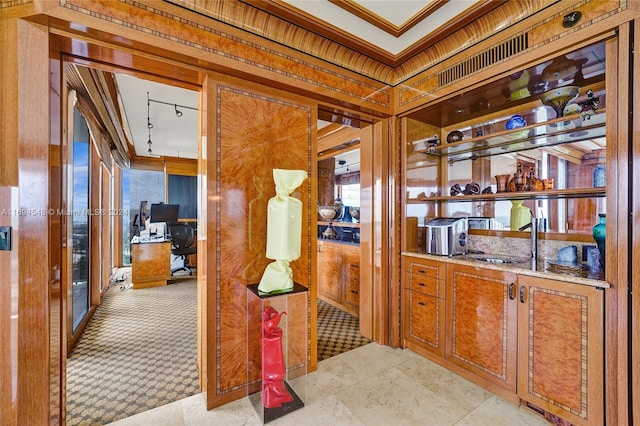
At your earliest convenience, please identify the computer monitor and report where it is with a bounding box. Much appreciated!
[150,203,180,223]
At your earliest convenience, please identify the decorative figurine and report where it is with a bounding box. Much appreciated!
[258,169,308,294]
[261,306,292,408]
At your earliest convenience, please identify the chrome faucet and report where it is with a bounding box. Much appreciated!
[519,218,538,269]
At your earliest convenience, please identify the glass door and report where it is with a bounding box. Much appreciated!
[71,107,90,333]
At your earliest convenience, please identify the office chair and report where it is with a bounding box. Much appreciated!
[168,223,197,275]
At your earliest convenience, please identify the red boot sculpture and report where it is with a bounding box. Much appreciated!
[261,306,293,408]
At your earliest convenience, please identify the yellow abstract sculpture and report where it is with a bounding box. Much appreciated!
[258,169,308,294]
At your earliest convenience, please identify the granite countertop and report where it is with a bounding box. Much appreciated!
[402,251,608,288]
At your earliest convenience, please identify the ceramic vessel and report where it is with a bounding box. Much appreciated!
[505,114,528,139]
[446,130,464,143]
[592,214,606,268]
[318,206,338,239]
[510,200,531,231]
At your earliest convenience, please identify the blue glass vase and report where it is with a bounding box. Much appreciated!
[592,214,606,268]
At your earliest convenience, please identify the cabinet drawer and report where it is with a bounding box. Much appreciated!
[408,273,443,298]
[403,290,445,357]
[404,257,445,280]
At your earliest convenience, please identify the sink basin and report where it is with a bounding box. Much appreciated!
[465,255,529,264]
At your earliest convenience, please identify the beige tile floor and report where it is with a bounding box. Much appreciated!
[107,343,549,426]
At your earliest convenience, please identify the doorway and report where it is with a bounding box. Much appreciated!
[316,117,371,360]
[63,63,201,424]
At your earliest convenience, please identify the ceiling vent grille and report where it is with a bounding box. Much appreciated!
[438,34,528,87]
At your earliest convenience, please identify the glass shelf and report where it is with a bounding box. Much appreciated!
[414,110,605,163]
[408,187,606,203]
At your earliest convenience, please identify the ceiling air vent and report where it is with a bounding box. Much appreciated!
[438,34,528,87]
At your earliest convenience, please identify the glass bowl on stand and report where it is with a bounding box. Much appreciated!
[541,86,580,118]
[318,206,338,239]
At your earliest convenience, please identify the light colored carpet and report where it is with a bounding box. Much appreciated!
[66,272,199,425]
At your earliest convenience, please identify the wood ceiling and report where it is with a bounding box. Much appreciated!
[167,0,553,84]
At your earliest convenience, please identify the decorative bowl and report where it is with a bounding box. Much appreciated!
[541,86,580,118]
[317,206,337,221]
[505,114,529,139]
[446,130,464,143]
[349,207,360,222]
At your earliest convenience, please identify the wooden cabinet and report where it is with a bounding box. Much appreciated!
[402,256,446,357]
[131,241,171,289]
[318,242,342,303]
[317,241,359,317]
[401,257,605,424]
[517,275,604,426]
[343,246,360,312]
[445,263,518,392]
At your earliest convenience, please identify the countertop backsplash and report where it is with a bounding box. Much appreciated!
[468,234,596,264]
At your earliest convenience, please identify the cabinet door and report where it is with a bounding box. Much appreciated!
[403,289,445,356]
[343,246,360,314]
[317,243,342,303]
[446,264,518,392]
[517,275,604,426]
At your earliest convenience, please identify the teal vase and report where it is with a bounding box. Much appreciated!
[592,214,606,268]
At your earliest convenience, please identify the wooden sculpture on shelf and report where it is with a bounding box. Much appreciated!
[261,306,292,408]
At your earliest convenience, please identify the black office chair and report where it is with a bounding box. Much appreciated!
[168,223,197,275]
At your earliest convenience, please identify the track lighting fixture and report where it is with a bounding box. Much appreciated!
[143,95,197,156]
[147,92,154,154]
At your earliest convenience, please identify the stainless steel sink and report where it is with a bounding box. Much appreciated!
[464,255,529,264]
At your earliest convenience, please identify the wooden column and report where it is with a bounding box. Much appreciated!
[202,72,315,409]
[0,19,55,425]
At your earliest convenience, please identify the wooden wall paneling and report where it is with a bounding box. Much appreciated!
[13,19,52,425]
[198,76,211,394]
[0,22,22,423]
[0,18,22,415]
[89,138,101,305]
[633,17,640,426]
[606,23,629,426]
[0,186,19,425]
[165,158,198,176]
[49,42,65,425]
[359,119,391,344]
[112,166,123,267]
[0,17,19,186]
[358,123,373,341]
[204,72,315,409]
[317,158,335,207]
[388,116,402,348]
[43,0,392,115]
[101,164,112,292]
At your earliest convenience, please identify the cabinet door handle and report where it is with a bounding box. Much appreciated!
[418,301,426,306]
[509,283,515,300]
[418,282,426,287]
[519,285,526,303]
[417,269,425,274]
[350,290,358,294]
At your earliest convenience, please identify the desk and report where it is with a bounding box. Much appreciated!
[131,240,171,289]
